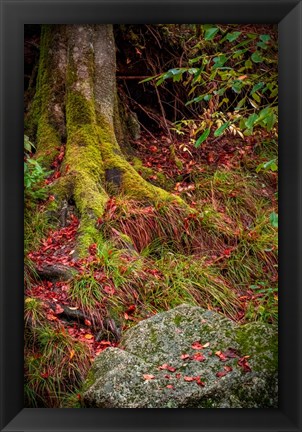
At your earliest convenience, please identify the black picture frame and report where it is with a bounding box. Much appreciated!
[1,0,301,431]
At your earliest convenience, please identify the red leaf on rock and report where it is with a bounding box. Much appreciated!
[192,353,206,362]
[224,365,233,372]
[184,376,195,382]
[224,348,240,358]
[191,341,203,350]
[238,356,251,372]
[166,385,174,389]
[143,374,155,381]
[159,364,176,372]
[195,376,205,387]
[181,353,190,360]
[216,371,227,378]
[215,351,228,362]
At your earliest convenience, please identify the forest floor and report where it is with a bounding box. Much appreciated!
[24,128,278,407]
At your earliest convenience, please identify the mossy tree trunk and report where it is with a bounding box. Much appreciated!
[26,24,185,252]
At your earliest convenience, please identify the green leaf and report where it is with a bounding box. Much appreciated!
[269,212,278,228]
[260,34,270,43]
[233,49,245,59]
[245,59,253,69]
[245,113,258,129]
[235,97,247,110]
[247,33,258,39]
[225,31,241,42]
[251,51,263,63]
[256,159,278,173]
[270,87,278,98]
[139,76,156,84]
[214,87,226,96]
[266,112,276,131]
[257,41,269,50]
[252,92,261,103]
[250,82,264,95]
[185,95,205,106]
[239,118,246,130]
[214,121,230,137]
[232,80,243,94]
[195,128,211,147]
[189,55,204,65]
[204,27,219,41]
[256,106,271,123]
[213,54,227,69]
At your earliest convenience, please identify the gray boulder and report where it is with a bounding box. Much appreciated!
[83,305,278,408]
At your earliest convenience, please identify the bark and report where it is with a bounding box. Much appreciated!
[27,24,187,253]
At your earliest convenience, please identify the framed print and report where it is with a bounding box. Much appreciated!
[1,0,301,431]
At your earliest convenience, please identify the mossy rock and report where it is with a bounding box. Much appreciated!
[83,305,278,408]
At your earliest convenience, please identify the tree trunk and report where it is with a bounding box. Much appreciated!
[26,24,187,253]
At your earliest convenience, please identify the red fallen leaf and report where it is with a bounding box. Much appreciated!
[89,243,97,255]
[223,248,232,257]
[215,351,228,362]
[224,348,239,358]
[77,394,81,400]
[216,371,227,378]
[195,376,205,387]
[175,373,182,379]
[126,304,136,315]
[84,333,93,340]
[159,364,176,372]
[65,164,70,173]
[99,341,112,346]
[54,304,64,314]
[149,145,158,153]
[84,319,92,326]
[164,374,170,379]
[184,376,195,382]
[180,353,190,360]
[207,152,215,163]
[104,285,115,295]
[166,385,174,389]
[143,374,155,381]
[224,365,233,372]
[191,341,203,350]
[40,371,49,379]
[238,356,252,373]
[46,313,58,321]
[192,353,206,362]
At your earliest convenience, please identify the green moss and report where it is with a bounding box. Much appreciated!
[26,25,63,168]
[81,369,96,394]
[66,92,96,127]
[64,73,108,253]
[173,315,183,326]
[236,323,278,373]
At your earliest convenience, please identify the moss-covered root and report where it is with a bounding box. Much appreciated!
[25,25,68,168]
